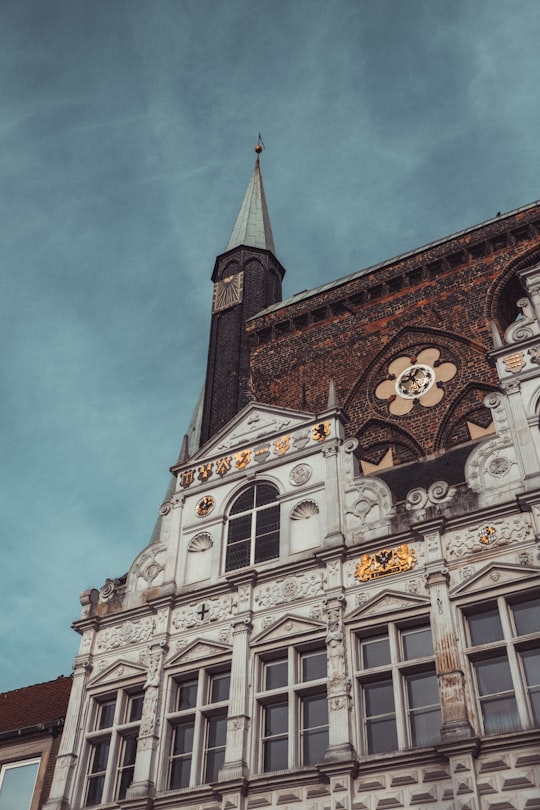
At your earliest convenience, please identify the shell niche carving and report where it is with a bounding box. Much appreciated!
[188,532,213,552]
[290,500,320,521]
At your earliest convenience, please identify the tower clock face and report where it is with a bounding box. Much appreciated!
[212,271,244,313]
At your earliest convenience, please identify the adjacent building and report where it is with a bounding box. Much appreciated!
[0,677,72,810]
[43,155,540,810]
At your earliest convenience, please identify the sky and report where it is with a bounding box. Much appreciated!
[2,0,540,692]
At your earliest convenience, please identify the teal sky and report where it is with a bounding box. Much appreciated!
[2,0,540,691]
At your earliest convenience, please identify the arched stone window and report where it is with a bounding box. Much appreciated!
[225,483,280,572]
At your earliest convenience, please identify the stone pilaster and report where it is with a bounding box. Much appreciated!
[322,441,345,547]
[219,577,254,783]
[125,642,167,800]
[42,658,93,810]
[325,596,355,761]
[422,524,473,742]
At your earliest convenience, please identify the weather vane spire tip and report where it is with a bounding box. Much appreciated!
[255,133,265,155]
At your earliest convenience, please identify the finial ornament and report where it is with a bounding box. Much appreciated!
[255,133,265,155]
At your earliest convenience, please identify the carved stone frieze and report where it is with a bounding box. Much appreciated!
[255,570,324,608]
[445,515,533,558]
[173,595,235,629]
[96,617,155,651]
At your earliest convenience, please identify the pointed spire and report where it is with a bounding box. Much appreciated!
[226,143,276,254]
[327,379,338,410]
[176,434,190,465]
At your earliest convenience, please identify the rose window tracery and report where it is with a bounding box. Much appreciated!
[375,348,457,415]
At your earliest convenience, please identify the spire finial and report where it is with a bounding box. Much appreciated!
[255,133,265,158]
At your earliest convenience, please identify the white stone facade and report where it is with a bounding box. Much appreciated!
[43,270,540,810]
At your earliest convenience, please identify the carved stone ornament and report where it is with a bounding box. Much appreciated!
[130,544,166,588]
[289,463,312,486]
[195,495,215,517]
[346,478,394,527]
[405,480,456,518]
[502,352,526,374]
[96,617,155,651]
[188,532,213,552]
[255,570,324,608]
[354,544,417,582]
[290,499,319,520]
[504,297,539,344]
[375,348,457,415]
[173,595,235,630]
[446,516,532,558]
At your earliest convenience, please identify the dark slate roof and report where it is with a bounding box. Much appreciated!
[0,676,72,734]
[251,199,540,320]
[226,158,276,254]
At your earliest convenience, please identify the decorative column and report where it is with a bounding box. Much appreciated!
[421,522,473,742]
[126,642,167,800]
[42,657,93,810]
[219,575,254,794]
[322,441,345,547]
[324,596,355,761]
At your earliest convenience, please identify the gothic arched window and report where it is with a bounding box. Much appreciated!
[225,483,280,572]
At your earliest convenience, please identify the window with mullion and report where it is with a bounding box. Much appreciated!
[465,593,540,734]
[168,669,230,790]
[225,483,280,572]
[259,647,328,772]
[84,689,143,808]
[358,622,441,754]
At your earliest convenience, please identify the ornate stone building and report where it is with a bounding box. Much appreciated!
[43,155,540,810]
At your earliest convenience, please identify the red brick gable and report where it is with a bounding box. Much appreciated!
[0,676,72,734]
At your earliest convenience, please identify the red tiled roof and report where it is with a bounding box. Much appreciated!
[0,676,72,734]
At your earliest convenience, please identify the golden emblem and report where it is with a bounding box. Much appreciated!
[215,456,232,476]
[195,495,215,517]
[180,469,195,488]
[479,525,496,545]
[503,352,525,373]
[354,544,417,582]
[274,436,290,456]
[234,449,252,469]
[312,422,331,442]
[198,463,213,482]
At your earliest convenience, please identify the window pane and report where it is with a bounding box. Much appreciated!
[255,484,278,507]
[178,679,198,710]
[402,626,433,660]
[129,693,144,722]
[364,680,395,716]
[228,514,252,541]
[210,672,230,703]
[265,660,288,690]
[0,761,40,810]
[117,766,134,800]
[409,706,441,747]
[264,737,288,771]
[513,598,540,636]
[89,740,110,773]
[172,720,194,754]
[169,756,191,789]
[522,648,540,686]
[85,775,105,807]
[481,695,520,733]
[303,694,328,728]
[254,531,279,563]
[407,672,439,708]
[205,748,225,783]
[207,714,227,748]
[264,702,288,735]
[230,488,255,515]
[366,717,398,754]
[362,636,391,669]
[256,506,280,533]
[302,650,327,681]
[303,728,328,765]
[225,539,250,571]
[475,656,513,695]
[97,699,116,729]
[467,607,503,645]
